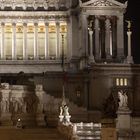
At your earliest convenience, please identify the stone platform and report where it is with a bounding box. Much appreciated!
[0,127,67,140]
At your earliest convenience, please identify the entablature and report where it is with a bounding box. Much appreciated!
[0,11,69,23]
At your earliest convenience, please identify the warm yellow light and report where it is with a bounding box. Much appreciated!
[116,78,119,86]
[124,78,128,86]
[120,78,123,86]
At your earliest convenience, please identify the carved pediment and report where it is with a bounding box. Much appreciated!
[81,0,127,8]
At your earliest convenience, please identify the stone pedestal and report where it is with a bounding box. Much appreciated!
[116,108,134,140]
[126,56,134,64]
[0,113,13,126]
[21,113,36,127]
[116,108,131,130]
[36,113,46,127]
[63,115,71,126]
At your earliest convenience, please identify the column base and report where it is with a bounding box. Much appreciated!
[106,54,112,60]
[0,113,13,126]
[88,56,95,64]
[126,56,134,64]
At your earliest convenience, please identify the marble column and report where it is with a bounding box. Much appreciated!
[1,22,5,60]
[105,17,111,59]
[110,30,113,56]
[34,23,38,60]
[45,22,49,59]
[56,22,60,59]
[66,20,71,59]
[126,30,133,64]
[95,16,100,60]
[117,15,124,59]
[23,23,27,60]
[88,29,95,63]
[12,23,16,60]
[82,14,88,57]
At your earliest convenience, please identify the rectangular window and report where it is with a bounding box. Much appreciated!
[115,78,128,87]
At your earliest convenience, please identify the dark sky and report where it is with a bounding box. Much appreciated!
[125,0,140,63]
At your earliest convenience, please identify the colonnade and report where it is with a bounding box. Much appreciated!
[86,15,124,62]
[0,21,67,60]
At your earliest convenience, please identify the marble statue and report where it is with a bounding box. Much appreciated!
[1,83,10,90]
[118,90,128,108]
[125,20,131,30]
[63,105,69,116]
[79,0,82,6]
[35,85,43,91]
[60,106,63,116]
[10,97,23,113]
[89,20,93,30]
[35,85,44,113]
[36,101,44,113]
[0,97,9,113]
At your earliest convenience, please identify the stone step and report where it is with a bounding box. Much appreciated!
[79,136,101,140]
[0,128,66,140]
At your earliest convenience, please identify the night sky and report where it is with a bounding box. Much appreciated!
[126,0,140,63]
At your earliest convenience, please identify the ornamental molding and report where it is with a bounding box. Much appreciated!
[0,11,69,22]
[0,0,70,10]
[80,0,127,9]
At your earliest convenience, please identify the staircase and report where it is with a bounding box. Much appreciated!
[45,94,88,126]
[74,123,101,140]
[0,128,67,140]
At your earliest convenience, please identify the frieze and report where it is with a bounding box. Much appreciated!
[0,0,69,10]
[0,11,69,23]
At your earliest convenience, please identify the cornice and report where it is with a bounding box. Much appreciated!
[0,0,70,11]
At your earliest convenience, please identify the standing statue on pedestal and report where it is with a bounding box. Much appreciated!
[0,97,9,113]
[118,90,128,109]
[35,85,44,113]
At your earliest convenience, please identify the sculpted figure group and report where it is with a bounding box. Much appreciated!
[118,90,128,109]
[0,84,45,115]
